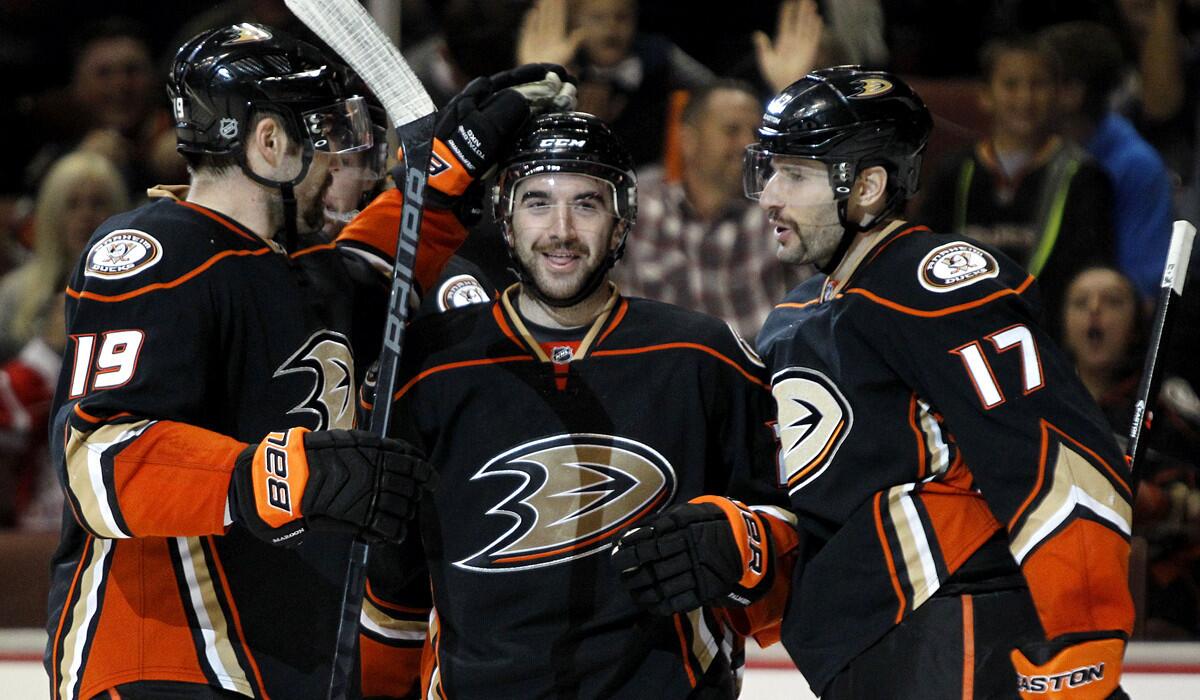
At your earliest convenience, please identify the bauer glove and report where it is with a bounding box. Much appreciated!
[611,495,774,615]
[230,427,432,547]
[425,63,576,224]
[1011,636,1128,699]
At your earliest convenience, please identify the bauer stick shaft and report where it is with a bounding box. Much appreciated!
[283,1,436,697]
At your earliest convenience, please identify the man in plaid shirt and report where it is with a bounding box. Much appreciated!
[613,81,812,341]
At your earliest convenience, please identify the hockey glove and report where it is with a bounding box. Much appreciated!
[1011,636,1127,699]
[610,495,774,615]
[426,63,576,224]
[231,427,432,547]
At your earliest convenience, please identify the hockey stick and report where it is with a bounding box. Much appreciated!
[1127,219,1195,493]
[282,2,435,698]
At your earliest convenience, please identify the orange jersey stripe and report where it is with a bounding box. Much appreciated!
[393,355,532,402]
[206,536,270,698]
[67,248,273,303]
[590,342,768,389]
[673,613,698,688]
[845,275,1036,318]
[596,298,630,346]
[961,595,975,700]
[175,201,262,244]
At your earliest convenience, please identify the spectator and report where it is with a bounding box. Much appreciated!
[517,0,715,164]
[0,151,128,530]
[0,151,128,360]
[1040,20,1175,300]
[403,0,531,108]
[1059,264,1200,638]
[613,79,811,341]
[921,34,1116,336]
[22,18,184,203]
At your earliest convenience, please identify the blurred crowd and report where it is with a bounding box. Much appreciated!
[0,0,1198,640]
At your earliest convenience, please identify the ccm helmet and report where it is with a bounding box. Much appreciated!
[493,112,637,307]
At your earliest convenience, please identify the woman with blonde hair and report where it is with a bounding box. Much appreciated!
[0,150,128,358]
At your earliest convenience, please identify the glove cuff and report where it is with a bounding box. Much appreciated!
[1011,637,1124,699]
[247,427,312,530]
[428,138,475,199]
[690,495,772,597]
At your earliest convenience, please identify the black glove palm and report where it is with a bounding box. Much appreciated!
[231,427,432,547]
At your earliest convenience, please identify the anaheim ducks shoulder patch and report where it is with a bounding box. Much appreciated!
[84,230,163,279]
[918,241,998,293]
[437,273,489,312]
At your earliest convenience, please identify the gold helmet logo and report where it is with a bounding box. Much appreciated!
[848,78,894,99]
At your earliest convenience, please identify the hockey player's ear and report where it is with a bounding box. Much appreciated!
[853,165,889,211]
[247,116,288,173]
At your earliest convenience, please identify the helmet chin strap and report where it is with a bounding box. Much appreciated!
[818,185,905,275]
[238,142,313,252]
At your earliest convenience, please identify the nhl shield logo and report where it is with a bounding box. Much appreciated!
[84,230,163,279]
[219,117,239,140]
[919,241,999,293]
[551,346,574,364]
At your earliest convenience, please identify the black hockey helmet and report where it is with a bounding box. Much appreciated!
[167,22,373,187]
[743,66,932,203]
[493,111,637,228]
[492,111,637,306]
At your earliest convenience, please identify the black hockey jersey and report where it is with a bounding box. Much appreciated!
[757,223,1134,694]
[45,195,463,700]
[363,285,786,699]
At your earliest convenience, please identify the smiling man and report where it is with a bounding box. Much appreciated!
[358,111,796,699]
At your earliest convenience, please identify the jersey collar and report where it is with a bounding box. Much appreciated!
[495,282,627,362]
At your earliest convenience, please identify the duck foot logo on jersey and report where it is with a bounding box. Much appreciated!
[456,434,676,572]
[273,330,355,430]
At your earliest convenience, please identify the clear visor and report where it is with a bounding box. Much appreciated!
[744,144,843,202]
[504,173,625,233]
[302,95,373,155]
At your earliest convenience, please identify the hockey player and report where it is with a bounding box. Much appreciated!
[612,67,1134,699]
[45,23,570,700]
[358,111,798,699]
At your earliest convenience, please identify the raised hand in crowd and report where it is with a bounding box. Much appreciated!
[753,0,824,93]
[517,0,586,69]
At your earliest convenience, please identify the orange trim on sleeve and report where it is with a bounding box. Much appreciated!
[67,249,273,303]
[907,395,928,480]
[673,613,699,688]
[110,421,247,537]
[51,535,94,700]
[961,595,975,700]
[1022,521,1133,639]
[846,275,1036,318]
[873,491,907,623]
